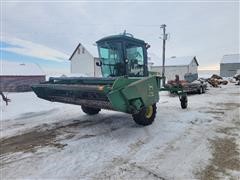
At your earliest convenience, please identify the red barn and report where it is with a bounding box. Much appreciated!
[0,61,46,92]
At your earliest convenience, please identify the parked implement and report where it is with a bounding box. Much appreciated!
[32,28,187,126]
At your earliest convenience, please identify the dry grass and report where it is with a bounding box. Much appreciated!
[198,137,240,180]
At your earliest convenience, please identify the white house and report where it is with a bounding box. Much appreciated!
[69,43,101,77]
[149,56,199,80]
[220,54,240,77]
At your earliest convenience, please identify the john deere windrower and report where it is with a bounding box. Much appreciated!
[32,25,187,126]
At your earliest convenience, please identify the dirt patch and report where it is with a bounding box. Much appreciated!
[97,159,165,180]
[0,119,98,156]
[208,102,240,111]
[128,140,145,151]
[202,110,224,114]
[212,116,223,121]
[230,93,240,96]
[190,118,212,125]
[0,130,66,155]
[129,163,166,180]
[210,138,240,171]
[216,103,240,109]
[198,137,240,179]
[0,115,127,156]
[216,127,239,137]
[201,102,240,119]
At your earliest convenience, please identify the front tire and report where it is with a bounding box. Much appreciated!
[81,105,101,115]
[132,104,157,126]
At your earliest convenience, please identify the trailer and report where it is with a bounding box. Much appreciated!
[183,81,207,94]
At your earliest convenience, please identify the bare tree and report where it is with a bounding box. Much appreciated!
[0,91,11,105]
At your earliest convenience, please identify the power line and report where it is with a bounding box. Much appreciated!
[2,19,163,27]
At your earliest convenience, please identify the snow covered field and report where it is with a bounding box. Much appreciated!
[0,84,239,179]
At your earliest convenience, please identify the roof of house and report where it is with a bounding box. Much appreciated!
[69,43,98,60]
[152,55,199,66]
[221,54,240,64]
[1,61,45,76]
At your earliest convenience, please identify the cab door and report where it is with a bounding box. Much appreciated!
[124,42,148,77]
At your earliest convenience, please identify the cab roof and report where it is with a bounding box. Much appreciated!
[96,34,146,45]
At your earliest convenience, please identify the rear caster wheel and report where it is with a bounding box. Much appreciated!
[81,105,101,115]
[198,87,203,94]
[132,104,157,126]
[202,86,206,93]
[180,94,188,109]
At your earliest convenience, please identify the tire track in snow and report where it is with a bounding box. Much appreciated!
[0,113,133,165]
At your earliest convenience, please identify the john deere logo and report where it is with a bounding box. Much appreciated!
[148,85,154,96]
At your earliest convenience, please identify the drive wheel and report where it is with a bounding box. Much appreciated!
[180,94,188,109]
[132,104,157,126]
[81,105,101,115]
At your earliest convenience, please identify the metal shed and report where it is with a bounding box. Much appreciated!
[0,61,45,92]
[220,54,240,77]
[149,56,199,80]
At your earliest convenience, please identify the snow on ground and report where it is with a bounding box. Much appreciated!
[0,83,239,179]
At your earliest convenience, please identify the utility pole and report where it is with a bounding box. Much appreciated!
[160,24,167,86]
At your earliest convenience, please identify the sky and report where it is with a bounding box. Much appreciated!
[1,1,239,75]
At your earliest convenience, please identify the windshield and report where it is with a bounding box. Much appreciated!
[98,41,125,77]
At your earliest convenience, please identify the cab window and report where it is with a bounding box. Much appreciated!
[98,42,125,77]
[126,43,144,77]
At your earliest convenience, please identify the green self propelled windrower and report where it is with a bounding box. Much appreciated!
[32,25,187,126]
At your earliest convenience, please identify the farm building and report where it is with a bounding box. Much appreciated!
[220,54,240,77]
[149,56,199,80]
[0,61,45,92]
[69,43,101,77]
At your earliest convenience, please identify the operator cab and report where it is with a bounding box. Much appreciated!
[96,33,149,77]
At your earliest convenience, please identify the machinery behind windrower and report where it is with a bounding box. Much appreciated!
[32,25,188,126]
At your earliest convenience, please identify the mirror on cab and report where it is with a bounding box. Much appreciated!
[96,61,102,66]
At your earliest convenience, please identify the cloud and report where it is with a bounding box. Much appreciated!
[2,2,238,69]
[1,36,69,62]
